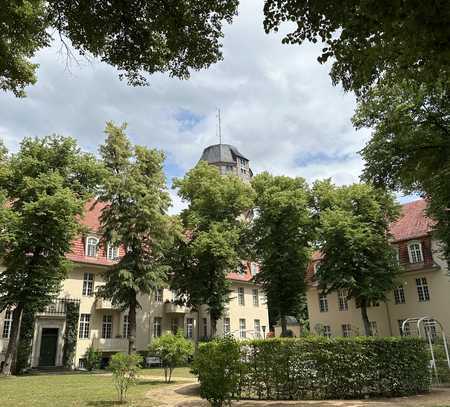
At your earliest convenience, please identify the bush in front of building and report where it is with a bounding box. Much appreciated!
[194,336,430,404]
[148,331,194,383]
[109,352,143,403]
[84,346,101,372]
[191,336,242,407]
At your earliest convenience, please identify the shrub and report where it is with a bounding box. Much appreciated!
[148,331,194,383]
[194,337,430,403]
[109,353,143,403]
[192,336,242,407]
[84,346,101,371]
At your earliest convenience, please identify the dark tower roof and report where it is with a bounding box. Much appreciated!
[200,144,248,165]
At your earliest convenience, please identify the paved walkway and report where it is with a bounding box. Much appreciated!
[146,381,450,407]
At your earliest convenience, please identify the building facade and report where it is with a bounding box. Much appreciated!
[307,200,450,338]
[0,144,268,369]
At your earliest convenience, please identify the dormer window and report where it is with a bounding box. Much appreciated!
[408,241,423,264]
[107,244,119,260]
[250,262,258,276]
[313,262,320,275]
[86,236,99,257]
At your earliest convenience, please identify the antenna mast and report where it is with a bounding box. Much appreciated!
[218,108,222,145]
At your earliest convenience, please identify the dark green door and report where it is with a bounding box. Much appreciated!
[39,328,58,366]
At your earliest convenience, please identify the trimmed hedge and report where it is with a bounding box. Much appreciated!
[194,337,430,404]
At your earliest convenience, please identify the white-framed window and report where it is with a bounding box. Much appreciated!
[252,289,259,306]
[394,285,406,304]
[370,321,378,336]
[338,289,348,311]
[323,325,331,338]
[239,319,246,338]
[223,318,231,335]
[202,318,208,338]
[342,324,352,337]
[154,288,163,303]
[107,244,119,260]
[85,236,99,257]
[123,315,129,338]
[313,262,320,275]
[102,315,113,339]
[250,262,258,276]
[319,293,328,313]
[79,314,90,339]
[153,317,162,338]
[171,318,179,335]
[186,318,194,339]
[78,358,86,369]
[424,319,438,341]
[238,287,245,306]
[398,319,411,336]
[416,277,430,302]
[408,241,424,264]
[254,319,261,338]
[2,309,12,339]
[82,272,94,296]
[171,290,178,302]
[394,246,400,264]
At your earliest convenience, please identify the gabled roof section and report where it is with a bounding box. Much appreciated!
[390,199,434,242]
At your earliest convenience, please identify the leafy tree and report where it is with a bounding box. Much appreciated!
[2,0,239,97]
[148,331,194,383]
[263,1,450,95]
[0,136,100,375]
[84,346,101,372]
[109,352,143,403]
[313,181,400,336]
[250,173,314,336]
[354,79,450,261]
[171,161,255,340]
[97,122,177,355]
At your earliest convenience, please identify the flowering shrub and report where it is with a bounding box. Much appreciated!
[195,336,430,403]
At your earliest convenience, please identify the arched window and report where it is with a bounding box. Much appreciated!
[85,236,99,257]
[408,241,423,264]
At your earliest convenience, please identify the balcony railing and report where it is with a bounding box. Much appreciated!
[95,298,119,310]
[36,298,80,317]
[163,301,189,314]
[93,337,129,352]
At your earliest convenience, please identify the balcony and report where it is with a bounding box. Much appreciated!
[93,337,129,352]
[95,298,118,310]
[164,301,189,315]
[36,298,80,317]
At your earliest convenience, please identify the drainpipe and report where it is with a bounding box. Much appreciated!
[384,301,393,336]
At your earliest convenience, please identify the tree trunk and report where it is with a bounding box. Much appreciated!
[1,303,24,375]
[128,301,137,354]
[360,301,372,336]
[280,314,287,337]
[211,317,217,338]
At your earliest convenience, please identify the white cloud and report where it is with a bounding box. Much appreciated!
[0,0,372,212]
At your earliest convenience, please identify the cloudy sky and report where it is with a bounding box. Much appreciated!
[0,1,413,212]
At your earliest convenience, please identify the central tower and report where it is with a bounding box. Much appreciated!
[199,144,253,182]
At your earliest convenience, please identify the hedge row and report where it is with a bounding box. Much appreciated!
[193,336,430,405]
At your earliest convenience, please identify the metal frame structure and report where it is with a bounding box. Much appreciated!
[402,317,450,383]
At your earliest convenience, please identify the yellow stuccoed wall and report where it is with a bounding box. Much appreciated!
[0,263,268,368]
[307,239,450,338]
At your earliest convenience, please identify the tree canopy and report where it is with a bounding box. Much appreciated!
[97,122,177,354]
[0,135,101,374]
[170,161,255,337]
[313,180,400,336]
[354,79,450,260]
[263,0,450,95]
[250,173,314,336]
[2,0,239,97]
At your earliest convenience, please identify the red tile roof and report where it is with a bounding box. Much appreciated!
[68,200,256,282]
[390,199,434,242]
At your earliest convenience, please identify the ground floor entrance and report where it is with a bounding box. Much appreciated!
[38,328,59,367]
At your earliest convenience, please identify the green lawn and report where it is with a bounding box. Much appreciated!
[0,368,194,407]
